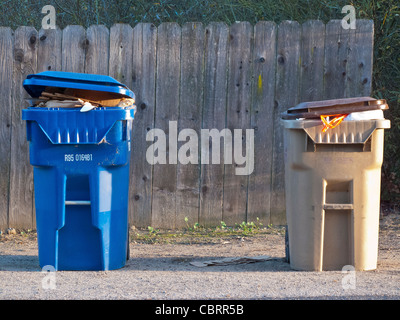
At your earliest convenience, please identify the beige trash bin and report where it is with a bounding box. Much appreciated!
[281,97,390,271]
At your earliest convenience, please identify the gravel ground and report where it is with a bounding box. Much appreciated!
[0,213,399,300]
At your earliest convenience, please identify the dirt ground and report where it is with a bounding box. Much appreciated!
[0,209,399,300]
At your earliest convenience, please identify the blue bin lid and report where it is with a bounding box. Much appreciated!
[23,71,135,99]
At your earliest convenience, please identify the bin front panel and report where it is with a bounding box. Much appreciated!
[27,119,131,168]
[24,108,133,271]
[34,164,130,271]
[23,107,134,144]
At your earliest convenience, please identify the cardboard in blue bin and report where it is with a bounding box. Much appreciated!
[24,71,135,112]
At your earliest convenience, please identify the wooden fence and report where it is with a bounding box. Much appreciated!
[0,20,374,230]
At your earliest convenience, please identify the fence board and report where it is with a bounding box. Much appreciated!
[223,22,253,225]
[61,25,86,72]
[9,26,37,228]
[109,24,133,88]
[176,22,205,228]
[0,28,13,228]
[85,25,109,74]
[152,23,181,229]
[346,20,374,97]
[247,21,277,225]
[299,20,325,102]
[37,28,62,73]
[270,21,301,225]
[33,27,63,229]
[199,22,229,227]
[130,23,157,227]
[323,20,352,99]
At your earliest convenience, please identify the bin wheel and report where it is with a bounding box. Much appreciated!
[285,225,290,263]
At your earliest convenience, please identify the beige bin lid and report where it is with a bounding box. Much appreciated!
[281,97,390,144]
[281,97,388,120]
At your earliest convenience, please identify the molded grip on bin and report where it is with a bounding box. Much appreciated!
[282,119,390,144]
[22,107,135,144]
[323,203,354,210]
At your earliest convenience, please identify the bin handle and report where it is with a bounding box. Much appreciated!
[65,200,91,205]
[320,114,348,132]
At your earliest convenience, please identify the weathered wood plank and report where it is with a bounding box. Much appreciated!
[346,20,374,97]
[247,21,277,226]
[0,28,13,229]
[9,26,37,229]
[199,22,229,227]
[108,24,133,88]
[85,25,110,74]
[175,22,205,228]
[223,22,253,226]
[33,27,62,229]
[151,23,181,229]
[108,24,134,227]
[299,20,325,102]
[323,20,352,99]
[61,25,86,73]
[271,21,301,225]
[130,23,157,227]
[37,27,62,72]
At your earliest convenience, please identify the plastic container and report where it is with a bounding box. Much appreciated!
[282,98,390,271]
[22,71,135,271]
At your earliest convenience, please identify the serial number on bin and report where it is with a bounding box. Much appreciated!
[64,154,93,162]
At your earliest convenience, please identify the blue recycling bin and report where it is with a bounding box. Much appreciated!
[22,71,135,271]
